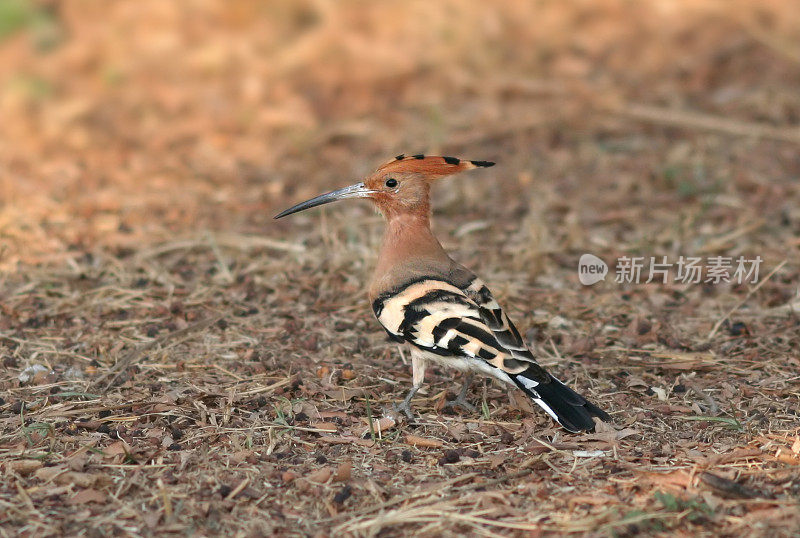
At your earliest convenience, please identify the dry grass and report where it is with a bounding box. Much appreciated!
[1,1,800,536]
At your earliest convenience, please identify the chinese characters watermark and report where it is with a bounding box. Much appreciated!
[579,254,763,286]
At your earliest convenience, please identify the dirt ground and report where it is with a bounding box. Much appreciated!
[1,1,800,536]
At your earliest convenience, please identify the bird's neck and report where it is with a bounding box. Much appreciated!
[370,213,450,298]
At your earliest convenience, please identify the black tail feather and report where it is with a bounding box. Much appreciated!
[513,373,610,433]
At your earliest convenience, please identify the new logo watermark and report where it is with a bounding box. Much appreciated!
[578,254,608,286]
[578,254,763,286]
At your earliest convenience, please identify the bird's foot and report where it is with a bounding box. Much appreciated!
[394,385,420,421]
[444,374,476,413]
[444,394,477,413]
[393,400,416,421]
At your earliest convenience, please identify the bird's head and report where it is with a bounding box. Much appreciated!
[274,154,494,220]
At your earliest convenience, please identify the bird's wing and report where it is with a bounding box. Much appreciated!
[460,276,536,356]
[371,277,549,382]
[372,274,611,432]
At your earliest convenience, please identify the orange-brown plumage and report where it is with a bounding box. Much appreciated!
[356,154,494,295]
[361,154,493,220]
[375,154,488,178]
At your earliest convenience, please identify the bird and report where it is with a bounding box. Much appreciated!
[275,154,610,432]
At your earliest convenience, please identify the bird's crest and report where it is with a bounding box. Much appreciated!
[376,154,494,179]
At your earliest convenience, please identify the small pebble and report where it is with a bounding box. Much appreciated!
[438,450,460,465]
[282,470,298,483]
[728,321,748,337]
[333,485,352,505]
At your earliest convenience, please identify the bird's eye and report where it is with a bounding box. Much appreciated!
[385,178,398,188]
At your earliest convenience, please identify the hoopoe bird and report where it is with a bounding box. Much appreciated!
[275,154,610,432]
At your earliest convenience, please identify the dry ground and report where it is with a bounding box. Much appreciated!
[1,1,800,536]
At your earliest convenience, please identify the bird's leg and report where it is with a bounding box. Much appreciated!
[395,351,426,420]
[445,373,477,413]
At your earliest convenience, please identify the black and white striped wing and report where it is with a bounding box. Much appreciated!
[371,278,540,377]
[462,278,541,360]
[372,276,610,432]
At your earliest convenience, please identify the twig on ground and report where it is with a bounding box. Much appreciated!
[681,376,719,415]
[700,472,768,499]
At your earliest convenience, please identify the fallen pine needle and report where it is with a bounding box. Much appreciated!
[225,477,250,501]
[678,416,743,430]
[405,434,443,448]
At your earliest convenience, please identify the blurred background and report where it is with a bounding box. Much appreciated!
[0,0,798,273]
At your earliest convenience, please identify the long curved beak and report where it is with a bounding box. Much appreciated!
[274,182,373,219]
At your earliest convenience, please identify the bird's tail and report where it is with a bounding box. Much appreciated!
[512,368,610,433]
